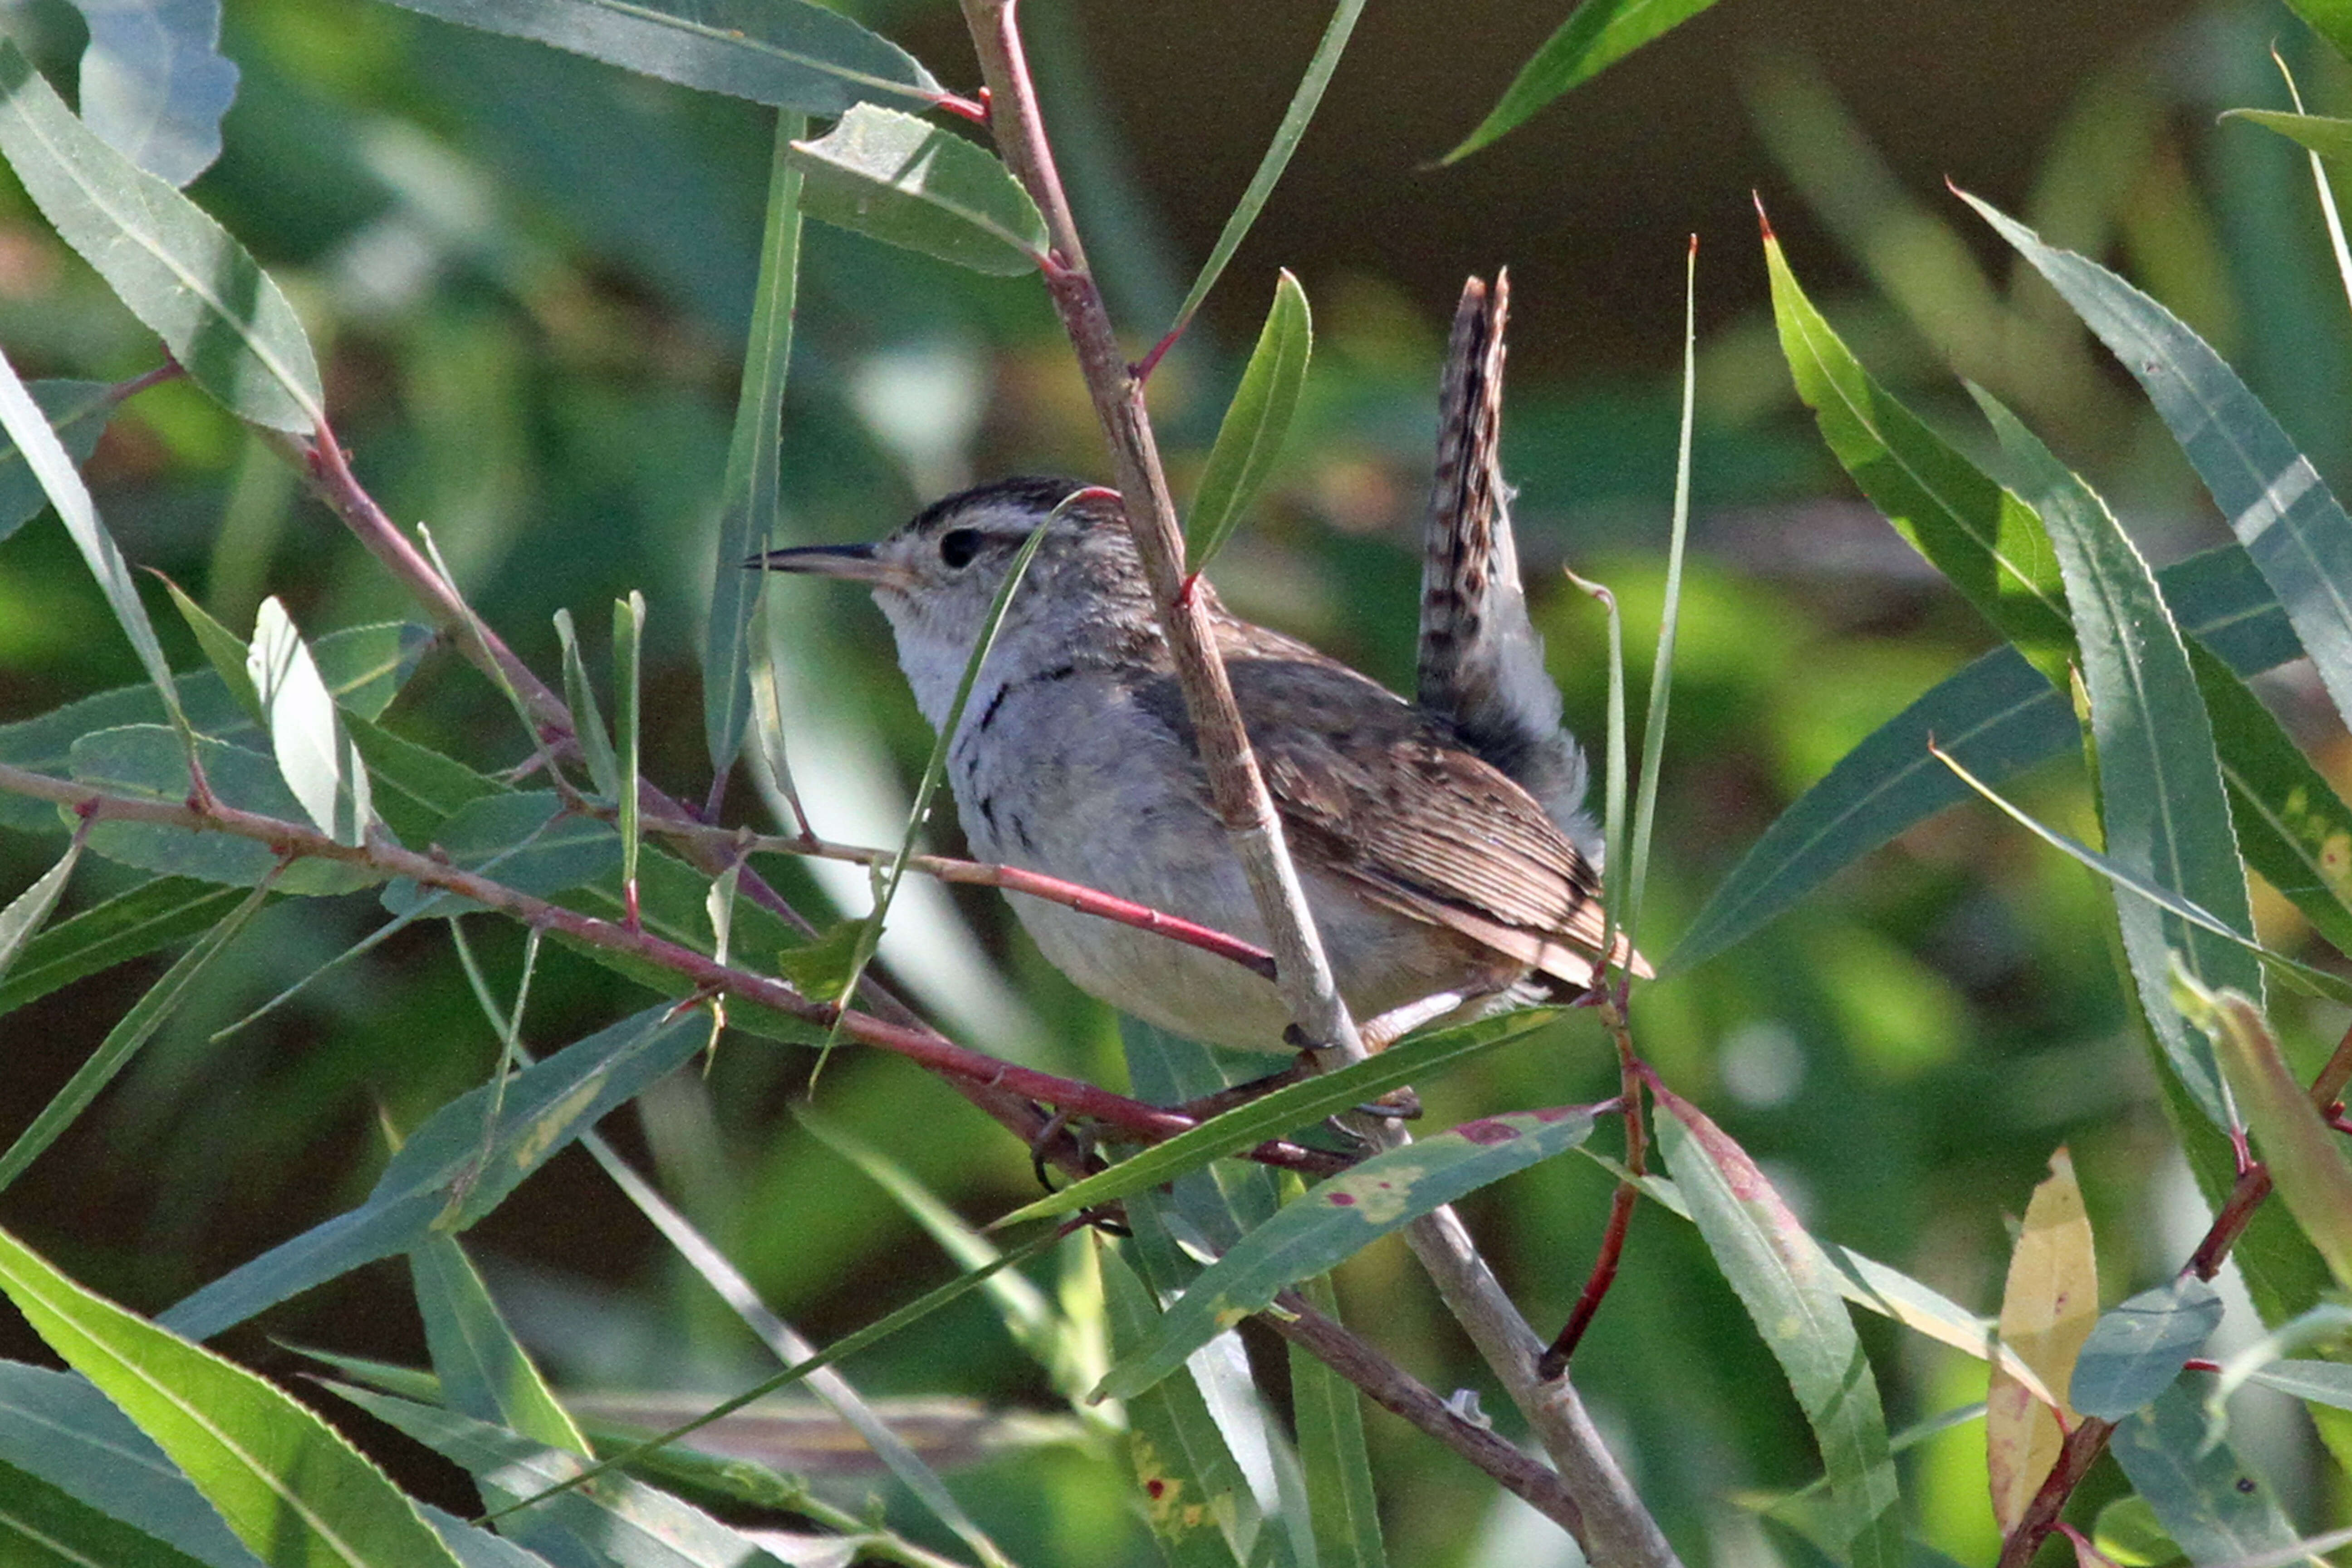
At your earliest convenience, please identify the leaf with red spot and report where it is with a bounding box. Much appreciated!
[1095,1105,1598,1401]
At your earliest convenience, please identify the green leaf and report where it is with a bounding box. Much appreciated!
[1286,1271,1385,1568]
[0,380,114,544]
[159,1006,700,1340]
[159,577,262,728]
[0,1224,466,1568]
[68,727,380,895]
[249,597,372,846]
[2223,108,2352,167]
[2180,979,2352,1294]
[0,876,245,1019]
[0,42,320,431]
[1444,0,1725,162]
[706,113,803,782]
[1185,270,1312,574]
[2276,3,2352,68]
[2245,1358,2352,1410]
[0,623,431,835]
[996,1007,1563,1229]
[1670,542,2302,975]
[1159,2,1362,354]
[613,591,645,908]
[321,1384,806,1568]
[1764,233,2074,687]
[0,835,82,984]
[0,1361,266,1567]
[2068,1277,2224,1420]
[1964,189,2352,738]
[1098,1244,1261,1568]
[772,916,867,1003]
[0,877,270,1193]
[1098,1106,1597,1400]
[2191,640,2352,957]
[0,340,193,745]
[1654,1083,1902,1568]
[409,1236,588,1454]
[374,0,940,116]
[1979,390,2258,1126]
[0,1451,227,1567]
[2107,1384,2301,1567]
[789,103,1048,276]
[550,610,617,798]
[377,792,620,917]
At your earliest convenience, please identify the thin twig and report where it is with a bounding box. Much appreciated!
[1542,994,1648,1374]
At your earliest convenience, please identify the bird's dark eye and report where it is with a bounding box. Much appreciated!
[938,528,982,569]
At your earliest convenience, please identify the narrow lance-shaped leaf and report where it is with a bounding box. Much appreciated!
[1763,223,2075,687]
[2108,1383,2303,1568]
[1977,389,2257,1127]
[0,342,194,744]
[790,103,1049,277]
[1987,1149,2097,1535]
[1963,188,2352,738]
[1286,1267,1386,1568]
[0,41,320,430]
[0,877,249,1019]
[0,1222,467,1568]
[372,0,941,117]
[159,575,261,726]
[2178,974,2352,1294]
[72,0,241,186]
[0,834,83,986]
[2224,110,2352,171]
[1653,1083,1903,1568]
[249,596,372,846]
[706,111,804,782]
[551,608,617,798]
[1671,540,2307,974]
[1186,270,1312,574]
[613,591,644,917]
[1157,1,1362,357]
[1445,0,1728,163]
[0,379,115,544]
[0,875,270,1193]
[1097,1106,1598,1400]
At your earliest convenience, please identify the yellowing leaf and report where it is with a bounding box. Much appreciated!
[1988,1147,2097,1533]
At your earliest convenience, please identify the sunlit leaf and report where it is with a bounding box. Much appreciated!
[2068,1276,2224,1422]
[1186,270,1311,575]
[1654,1083,1901,1568]
[0,1361,262,1568]
[0,1224,466,1568]
[249,596,371,845]
[0,380,114,544]
[159,1006,699,1340]
[789,103,1048,276]
[1965,189,2352,740]
[1764,231,2073,686]
[1097,1106,1596,1401]
[1671,540,2299,975]
[375,0,941,116]
[1988,1149,2096,1534]
[2179,978,2352,1294]
[1981,390,2257,1125]
[996,1008,1562,1228]
[0,836,83,985]
[1446,0,1724,162]
[0,41,319,430]
[69,0,239,186]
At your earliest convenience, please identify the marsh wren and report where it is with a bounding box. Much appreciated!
[755,276,1645,1053]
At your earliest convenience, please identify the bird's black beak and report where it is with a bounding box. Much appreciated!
[744,543,906,587]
